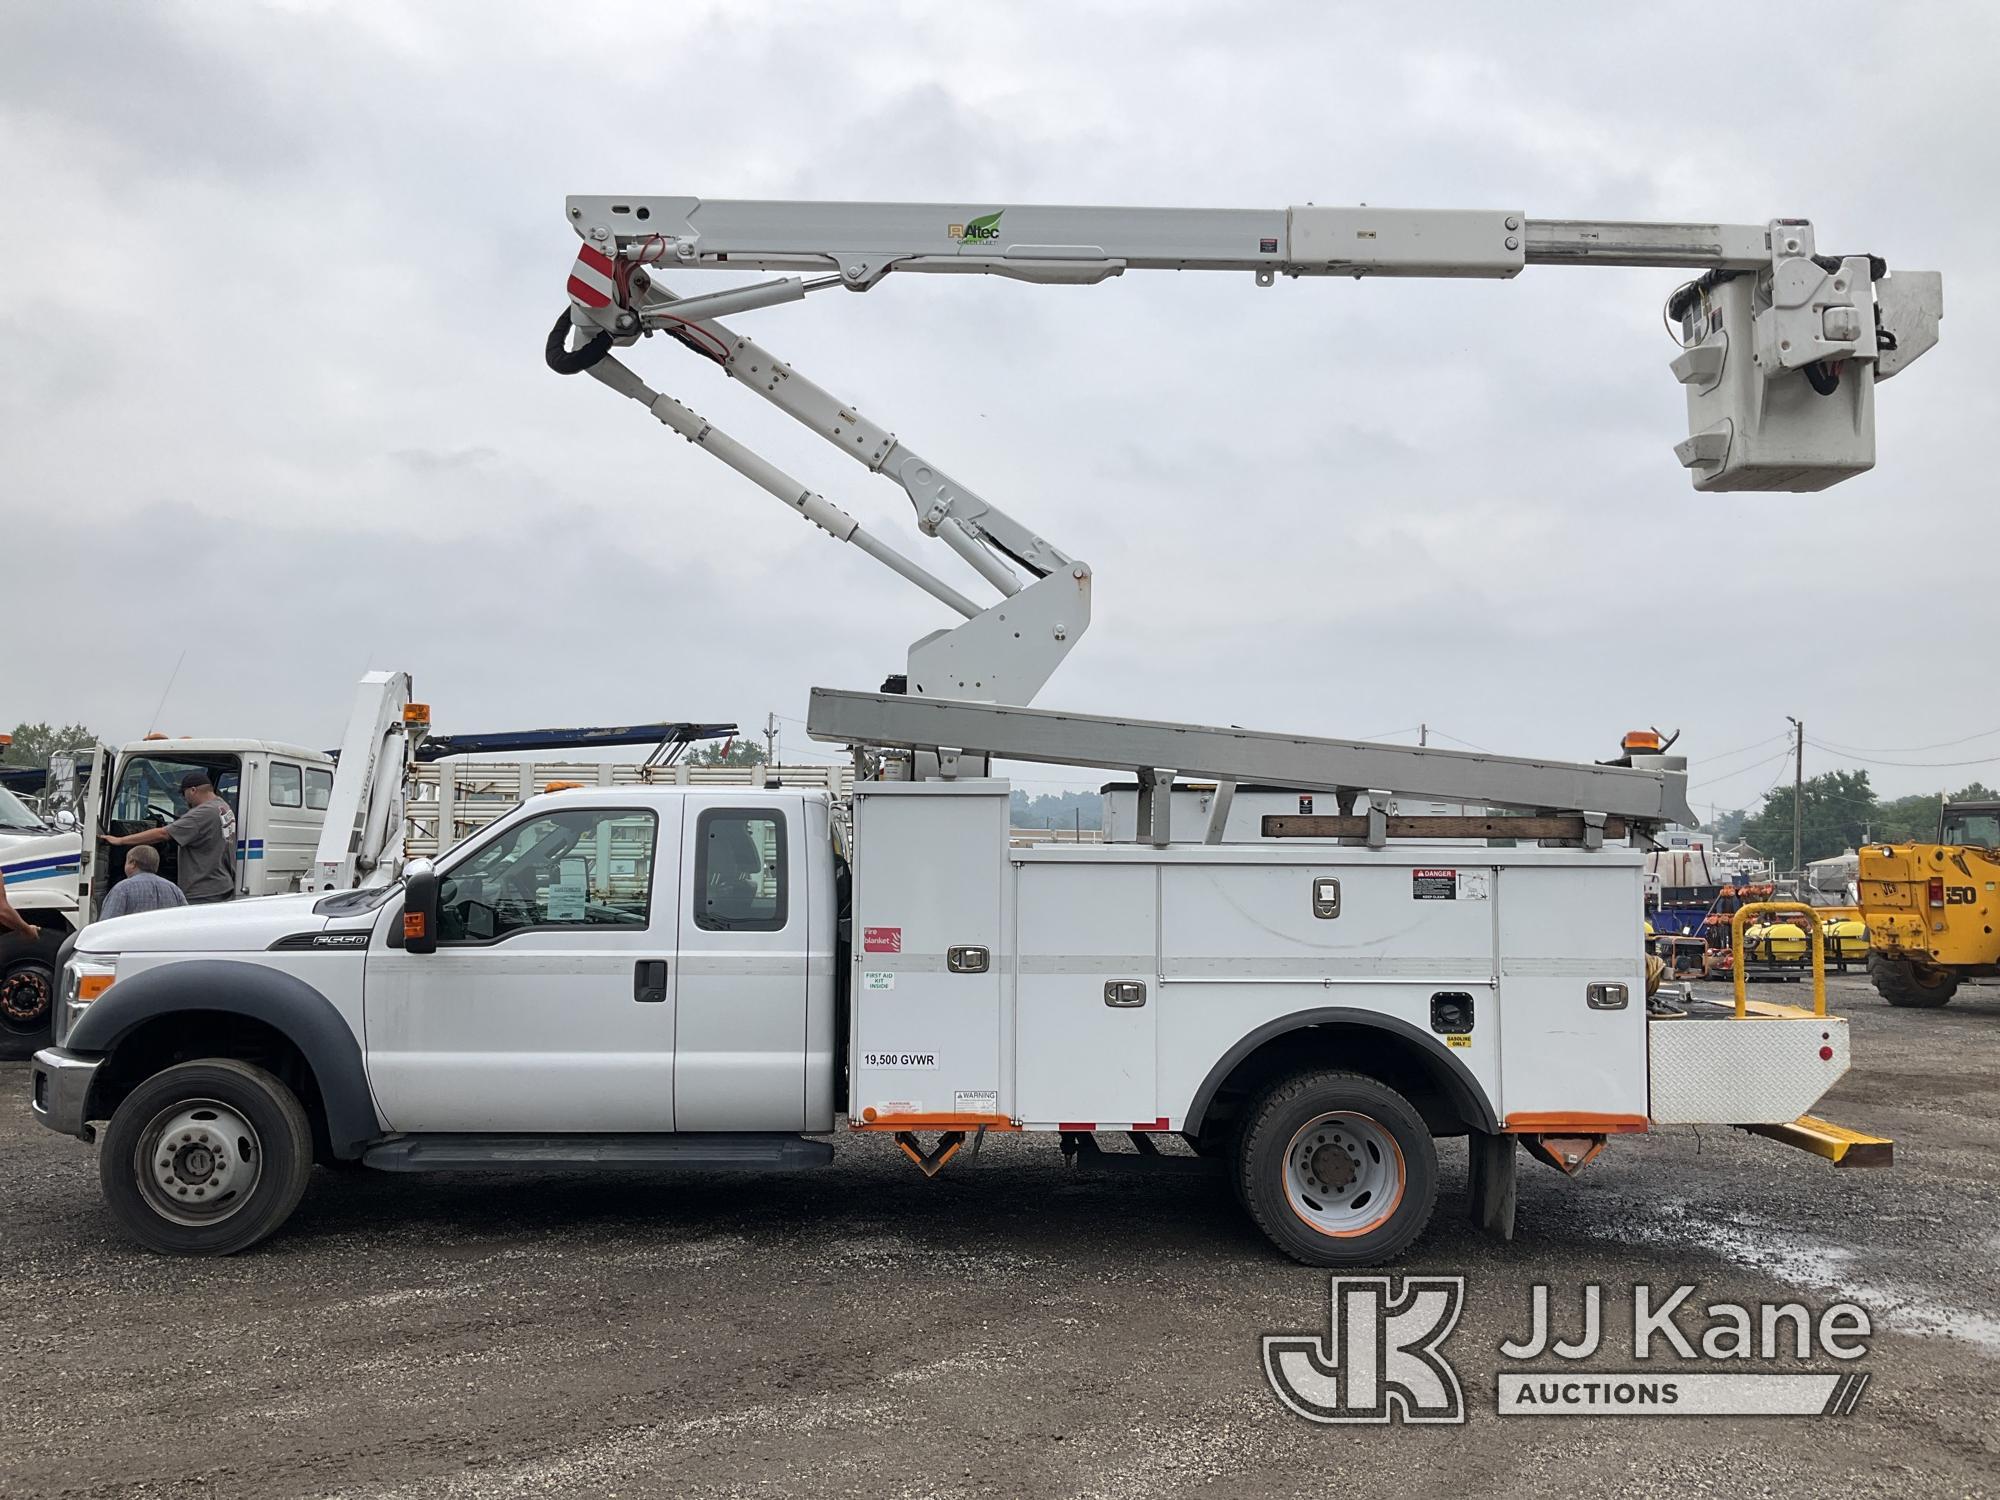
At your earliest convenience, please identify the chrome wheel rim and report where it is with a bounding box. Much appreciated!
[1283,1111,1403,1237]
[135,1098,263,1227]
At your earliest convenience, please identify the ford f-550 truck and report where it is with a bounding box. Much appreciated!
[32,692,1869,1265]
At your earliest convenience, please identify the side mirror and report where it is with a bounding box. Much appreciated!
[53,809,78,831]
[402,859,440,955]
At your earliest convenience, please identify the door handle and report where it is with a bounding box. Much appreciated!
[633,959,669,1003]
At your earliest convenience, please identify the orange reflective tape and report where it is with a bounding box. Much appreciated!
[1504,1111,1648,1135]
[852,1112,1017,1132]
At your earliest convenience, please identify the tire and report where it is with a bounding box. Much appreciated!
[98,1059,315,1255]
[1236,1070,1438,1267]
[1868,953,1959,1009]
[0,928,64,1061]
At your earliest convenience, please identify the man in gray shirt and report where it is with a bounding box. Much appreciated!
[102,771,239,904]
[97,845,188,921]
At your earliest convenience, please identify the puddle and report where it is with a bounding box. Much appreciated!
[1614,1199,2000,1357]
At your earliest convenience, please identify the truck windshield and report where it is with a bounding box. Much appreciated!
[0,787,49,832]
[1943,809,2000,848]
[112,755,241,826]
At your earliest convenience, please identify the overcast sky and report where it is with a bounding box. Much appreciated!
[3,2,1995,812]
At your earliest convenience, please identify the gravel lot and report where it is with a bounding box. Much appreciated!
[2,972,1996,1499]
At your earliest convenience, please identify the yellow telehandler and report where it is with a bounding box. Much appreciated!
[1857,800,2000,1007]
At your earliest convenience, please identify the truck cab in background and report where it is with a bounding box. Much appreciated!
[81,739,336,921]
[0,782,81,1059]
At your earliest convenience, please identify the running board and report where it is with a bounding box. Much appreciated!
[361,1133,834,1172]
[1740,1115,1893,1168]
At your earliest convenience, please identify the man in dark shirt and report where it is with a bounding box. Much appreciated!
[102,772,239,904]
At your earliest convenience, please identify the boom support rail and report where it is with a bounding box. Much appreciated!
[806,688,1693,844]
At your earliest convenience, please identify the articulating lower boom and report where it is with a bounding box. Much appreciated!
[551,195,1941,706]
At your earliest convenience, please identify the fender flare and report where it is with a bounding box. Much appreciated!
[67,959,379,1157]
[1182,1006,1499,1136]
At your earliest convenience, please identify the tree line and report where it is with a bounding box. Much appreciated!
[1722,771,1995,867]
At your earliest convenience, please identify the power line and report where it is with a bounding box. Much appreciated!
[1696,730,1791,767]
[1806,740,1998,770]
[1426,728,1491,753]
[1810,725,2000,755]
[1688,746,1791,791]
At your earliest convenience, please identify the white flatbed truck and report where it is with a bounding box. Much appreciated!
[30,192,1933,1261]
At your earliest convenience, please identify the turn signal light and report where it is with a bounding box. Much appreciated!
[403,912,428,940]
[1927,876,1946,908]
[78,974,115,1001]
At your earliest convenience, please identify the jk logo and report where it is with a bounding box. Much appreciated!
[1263,1276,1466,1424]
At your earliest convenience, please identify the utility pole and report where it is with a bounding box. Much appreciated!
[763,711,778,764]
[1419,723,1428,747]
[1785,715,1804,877]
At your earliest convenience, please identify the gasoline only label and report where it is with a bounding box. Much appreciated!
[1412,868,1458,900]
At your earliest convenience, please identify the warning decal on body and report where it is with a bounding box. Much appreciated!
[1412,868,1458,900]
[955,1090,998,1114]
[863,926,902,953]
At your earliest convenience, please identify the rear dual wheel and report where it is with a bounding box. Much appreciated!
[1237,1070,1437,1266]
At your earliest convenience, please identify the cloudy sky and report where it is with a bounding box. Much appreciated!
[3,2,1995,813]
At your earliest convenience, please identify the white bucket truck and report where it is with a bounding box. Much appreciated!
[30,192,1934,1259]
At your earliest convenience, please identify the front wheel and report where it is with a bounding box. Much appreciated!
[1868,953,1959,1008]
[0,929,63,1060]
[98,1059,315,1255]
[1237,1070,1438,1266]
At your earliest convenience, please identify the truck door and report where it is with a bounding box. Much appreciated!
[80,743,115,920]
[363,799,683,1133]
[672,796,809,1131]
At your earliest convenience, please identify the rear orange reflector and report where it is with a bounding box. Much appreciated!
[78,975,115,1001]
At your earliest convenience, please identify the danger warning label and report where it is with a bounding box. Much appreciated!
[1412,868,1458,900]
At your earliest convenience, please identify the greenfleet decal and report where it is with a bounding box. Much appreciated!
[949,211,1004,244]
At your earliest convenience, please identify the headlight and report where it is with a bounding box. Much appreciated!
[56,957,116,1046]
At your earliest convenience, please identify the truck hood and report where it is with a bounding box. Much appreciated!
[78,891,353,956]
[0,829,82,882]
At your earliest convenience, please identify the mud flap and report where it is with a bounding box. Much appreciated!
[1467,1130,1517,1240]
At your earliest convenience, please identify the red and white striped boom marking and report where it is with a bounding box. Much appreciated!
[567,242,617,310]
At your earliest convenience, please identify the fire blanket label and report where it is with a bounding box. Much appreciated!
[1412,868,1458,900]
[863,926,902,953]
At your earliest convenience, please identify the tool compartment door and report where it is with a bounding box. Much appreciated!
[849,782,1009,1123]
[1013,860,1157,1128]
[1495,862,1647,1127]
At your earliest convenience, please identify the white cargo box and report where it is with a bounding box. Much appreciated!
[848,780,1658,1136]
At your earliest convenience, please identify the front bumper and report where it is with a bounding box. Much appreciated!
[30,1048,101,1141]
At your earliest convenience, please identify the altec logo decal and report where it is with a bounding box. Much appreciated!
[948,211,1004,244]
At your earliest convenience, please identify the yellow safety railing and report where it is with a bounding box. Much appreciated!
[1730,901,1827,1018]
